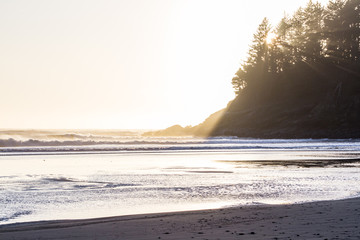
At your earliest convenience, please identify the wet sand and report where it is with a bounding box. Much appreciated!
[0,197,359,240]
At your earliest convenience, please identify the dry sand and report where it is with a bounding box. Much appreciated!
[0,197,359,240]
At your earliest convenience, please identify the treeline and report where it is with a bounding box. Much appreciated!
[232,0,360,95]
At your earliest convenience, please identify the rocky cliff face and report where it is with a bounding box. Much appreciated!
[208,97,360,138]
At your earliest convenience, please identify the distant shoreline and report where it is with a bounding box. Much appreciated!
[1,197,359,239]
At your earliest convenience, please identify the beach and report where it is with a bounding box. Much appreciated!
[1,197,359,240]
[1,135,360,239]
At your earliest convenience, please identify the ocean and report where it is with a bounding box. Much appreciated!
[1,129,360,225]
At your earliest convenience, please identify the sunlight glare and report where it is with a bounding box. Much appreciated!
[266,32,277,44]
[0,0,332,129]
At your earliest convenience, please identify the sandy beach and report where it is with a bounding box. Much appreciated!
[0,197,359,240]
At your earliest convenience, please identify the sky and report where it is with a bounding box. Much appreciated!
[0,0,330,130]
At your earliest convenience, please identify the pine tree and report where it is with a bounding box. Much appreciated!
[231,67,247,95]
[247,18,271,70]
[340,0,360,62]
[231,0,360,95]
[288,7,307,63]
[324,0,347,63]
[232,18,272,94]
[302,0,324,61]
[271,15,293,72]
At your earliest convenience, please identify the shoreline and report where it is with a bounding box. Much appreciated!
[1,197,359,239]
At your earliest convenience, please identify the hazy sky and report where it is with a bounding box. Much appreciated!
[0,0,330,129]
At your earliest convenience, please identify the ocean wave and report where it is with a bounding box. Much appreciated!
[0,211,32,223]
[0,136,355,147]
[1,144,360,154]
[0,138,204,147]
[1,135,360,154]
[0,129,143,142]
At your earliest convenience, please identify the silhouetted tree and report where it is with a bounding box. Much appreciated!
[324,0,347,63]
[231,67,247,95]
[273,16,293,71]
[247,18,271,70]
[232,18,271,93]
[303,0,324,61]
[340,0,360,62]
[288,7,307,63]
[232,0,360,96]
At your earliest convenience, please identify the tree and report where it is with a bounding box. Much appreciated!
[302,0,324,61]
[324,0,347,63]
[340,0,360,62]
[231,0,360,95]
[247,18,271,70]
[273,16,293,71]
[288,7,307,63]
[232,18,272,95]
[231,67,247,95]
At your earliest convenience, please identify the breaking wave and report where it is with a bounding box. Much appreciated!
[1,129,360,154]
[0,211,32,223]
[1,139,360,154]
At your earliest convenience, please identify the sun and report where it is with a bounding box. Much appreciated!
[266,32,277,44]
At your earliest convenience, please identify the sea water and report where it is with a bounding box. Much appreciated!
[1,130,360,225]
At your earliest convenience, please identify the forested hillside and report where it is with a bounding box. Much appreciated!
[145,0,360,138]
[232,0,359,94]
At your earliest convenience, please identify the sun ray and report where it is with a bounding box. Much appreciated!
[266,32,277,44]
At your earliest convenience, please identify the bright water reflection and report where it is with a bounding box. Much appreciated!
[1,147,360,225]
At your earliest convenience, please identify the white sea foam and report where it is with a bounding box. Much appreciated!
[1,130,360,154]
